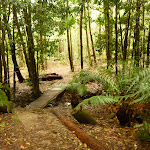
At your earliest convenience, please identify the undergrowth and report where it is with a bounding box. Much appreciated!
[65,64,150,141]
[0,83,10,113]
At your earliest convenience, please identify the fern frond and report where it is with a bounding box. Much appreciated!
[96,73,120,94]
[74,95,119,110]
[74,70,120,95]
[127,68,150,93]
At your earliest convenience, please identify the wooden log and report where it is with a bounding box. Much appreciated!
[39,73,63,81]
[71,109,97,125]
[52,110,110,150]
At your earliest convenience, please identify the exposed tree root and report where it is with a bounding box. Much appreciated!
[52,110,110,150]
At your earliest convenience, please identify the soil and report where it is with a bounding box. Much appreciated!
[0,61,150,150]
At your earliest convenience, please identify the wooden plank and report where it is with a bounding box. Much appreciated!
[28,87,64,109]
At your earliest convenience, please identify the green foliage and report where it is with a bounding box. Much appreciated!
[74,95,118,110]
[72,70,120,95]
[136,109,150,141]
[70,67,150,111]
[65,82,87,97]
[65,70,119,110]
[0,83,10,113]
[126,68,150,104]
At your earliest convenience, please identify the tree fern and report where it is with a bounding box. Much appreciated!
[74,95,119,111]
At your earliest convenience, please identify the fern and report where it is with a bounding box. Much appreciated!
[127,68,150,94]
[74,95,119,110]
[125,68,150,104]
[73,70,120,95]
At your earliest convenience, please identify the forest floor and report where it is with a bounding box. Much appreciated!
[0,60,150,150]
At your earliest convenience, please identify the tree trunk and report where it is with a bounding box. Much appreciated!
[134,0,140,67]
[23,1,41,98]
[2,3,24,83]
[13,4,31,79]
[13,17,16,101]
[0,44,2,83]
[59,35,64,53]
[80,1,84,69]
[123,5,130,61]
[146,25,150,67]
[66,0,74,72]
[104,0,111,69]
[115,3,118,74]
[87,2,96,64]
[142,1,145,67]
[0,16,2,83]
[84,4,92,66]
[119,14,124,56]
[1,24,7,83]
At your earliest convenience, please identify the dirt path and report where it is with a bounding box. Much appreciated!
[12,62,90,149]
[14,107,88,150]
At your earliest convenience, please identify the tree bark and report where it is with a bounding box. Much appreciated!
[123,5,130,61]
[104,0,111,69]
[80,1,84,69]
[115,2,118,74]
[87,2,96,64]
[13,5,32,79]
[23,1,41,97]
[146,25,150,67]
[142,1,145,67]
[2,3,24,83]
[84,4,92,66]
[66,0,74,72]
[134,0,140,67]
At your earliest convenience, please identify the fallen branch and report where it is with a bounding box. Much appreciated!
[52,110,110,150]
[39,73,63,81]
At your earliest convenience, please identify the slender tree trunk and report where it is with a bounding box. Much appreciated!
[119,14,124,56]
[104,0,111,69]
[142,1,145,67]
[70,29,73,64]
[1,25,7,83]
[87,2,96,64]
[13,15,16,101]
[59,35,64,53]
[13,5,31,78]
[67,29,74,72]
[66,0,74,72]
[0,44,2,83]
[23,1,41,97]
[2,3,24,83]
[80,1,84,69]
[84,4,92,66]
[0,16,2,83]
[115,3,118,74]
[146,25,150,67]
[134,0,140,67]
[123,5,130,61]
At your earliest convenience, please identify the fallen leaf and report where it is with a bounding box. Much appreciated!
[20,145,25,149]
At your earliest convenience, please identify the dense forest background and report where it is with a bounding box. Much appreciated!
[0,0,150,100]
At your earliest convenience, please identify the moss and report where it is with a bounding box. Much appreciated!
[71,109,97,125]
